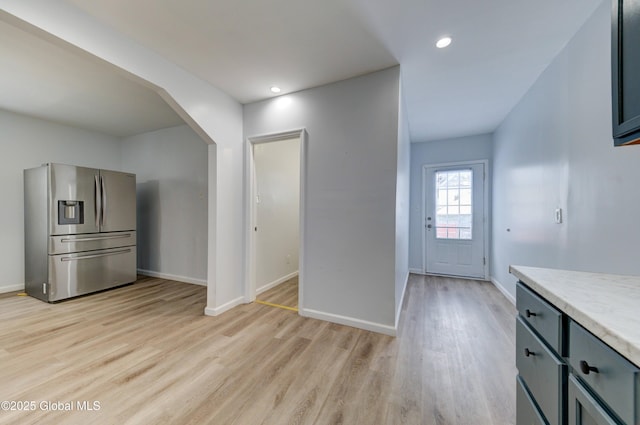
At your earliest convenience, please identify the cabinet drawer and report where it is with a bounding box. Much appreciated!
[517,281,564,355]
[517,375,549,425]
[568,320,639,425]
[517,316,566,425]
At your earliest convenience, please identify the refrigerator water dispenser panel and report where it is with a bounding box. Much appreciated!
[58,200,84,225]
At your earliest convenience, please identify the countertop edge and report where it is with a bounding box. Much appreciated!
[509,265,640,368]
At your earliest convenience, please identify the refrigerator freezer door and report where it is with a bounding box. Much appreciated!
[100,170,136,232]
[49,164,100,235]
[48,246,137,301]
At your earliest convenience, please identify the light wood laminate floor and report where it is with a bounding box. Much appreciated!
[256,276,298,309]
[0,274,516,425]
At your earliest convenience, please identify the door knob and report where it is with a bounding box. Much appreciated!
[427,224,432,229]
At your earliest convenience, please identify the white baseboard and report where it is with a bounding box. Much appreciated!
[0,284,24,294]
[395,271,409,328]
[491,277,516,305]
[299,307,396,336]
[137,269,207,286]
[204,296,245,316]
[256,271,298,295]
[422,272,489,282]
[409,268,423,275]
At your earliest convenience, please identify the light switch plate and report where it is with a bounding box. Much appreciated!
[555,208,563,224]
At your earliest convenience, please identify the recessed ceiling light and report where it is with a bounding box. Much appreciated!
[270,86,281,93]
[436,37,452,49]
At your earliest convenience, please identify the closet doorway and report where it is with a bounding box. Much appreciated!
[246,130,306,312]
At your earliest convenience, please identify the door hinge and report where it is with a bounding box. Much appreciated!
[483,257,486,266]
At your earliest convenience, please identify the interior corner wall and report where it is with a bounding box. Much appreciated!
[121,124,208,285]
[395,82,410,323]
[492,1,640,299]
[243,67,400,333]
[0,108,121,293]
[409,134,493,272]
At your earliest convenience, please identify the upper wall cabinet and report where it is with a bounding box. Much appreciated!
[612,0,640,146]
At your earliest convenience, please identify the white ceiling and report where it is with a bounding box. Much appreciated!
[1,0,604,141]
[0,19,184,137]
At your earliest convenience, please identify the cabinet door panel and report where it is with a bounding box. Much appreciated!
[568,375,620,425]
[612,0,640,144]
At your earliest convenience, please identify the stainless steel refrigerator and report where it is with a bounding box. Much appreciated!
[24,163,137,302]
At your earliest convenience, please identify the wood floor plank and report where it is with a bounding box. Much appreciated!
[257,276,298,309]
[0,274,515,425]
[252,324,351,425]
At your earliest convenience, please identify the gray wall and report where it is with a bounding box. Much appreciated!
[492,1,640,298]
[0,108,121,293]
[395,89,411,322]
[121,125,208,284]
[243,67,403,332]
[409,134,493,272]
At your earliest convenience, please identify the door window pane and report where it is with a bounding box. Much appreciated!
[437,189,448,205]
[460,188,471,205]
[434,169,472,240]
[447,189,459,205]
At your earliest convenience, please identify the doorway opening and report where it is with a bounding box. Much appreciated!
[246,129,306,312]
[422,160,488,280]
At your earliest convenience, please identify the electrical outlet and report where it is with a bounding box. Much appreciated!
[555,208,563,224]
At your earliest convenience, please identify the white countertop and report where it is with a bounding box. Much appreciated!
[510,265,640,367]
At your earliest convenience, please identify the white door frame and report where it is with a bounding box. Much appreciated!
[421,159,489,280]
[244,128,307,310]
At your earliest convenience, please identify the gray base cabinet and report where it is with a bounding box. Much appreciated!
[516,281,566,425]
[515,281,639,425]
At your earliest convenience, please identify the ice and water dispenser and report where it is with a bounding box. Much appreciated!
[57,200,84,225]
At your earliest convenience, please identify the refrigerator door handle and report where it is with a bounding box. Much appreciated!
[60,234,132,243]
[100,175,106,227]
[94,175,101,227]
[60,248,131,262]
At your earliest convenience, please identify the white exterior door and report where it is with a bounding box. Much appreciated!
[424,163,486,279]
